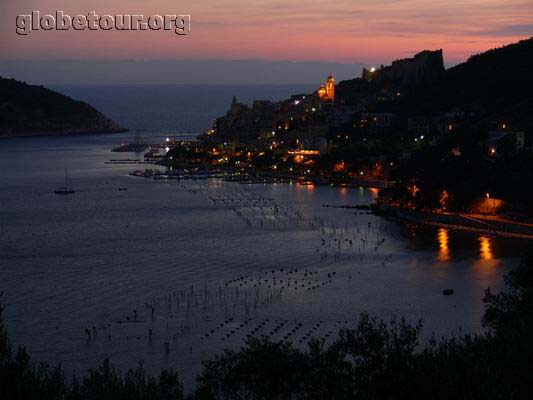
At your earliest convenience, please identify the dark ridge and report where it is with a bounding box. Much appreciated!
[0,77,127,137]
[403,38,533,130]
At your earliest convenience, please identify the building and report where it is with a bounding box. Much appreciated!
[317,74,335,102]
[317,84,327,98]
[362,50,445,85]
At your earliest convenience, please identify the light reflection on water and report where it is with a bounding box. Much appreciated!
[438,228,451,262]
[0,133,528,389]
[436,230,496,264]
[479,236,493,261]
[406,222,527,262]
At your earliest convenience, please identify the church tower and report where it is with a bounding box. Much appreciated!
[326,74,335,101]
[317,84,326,98]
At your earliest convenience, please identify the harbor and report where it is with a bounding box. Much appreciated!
[1,131,527,389]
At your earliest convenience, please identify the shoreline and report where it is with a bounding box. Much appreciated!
[134,166,533,240]
[373,203,533,240]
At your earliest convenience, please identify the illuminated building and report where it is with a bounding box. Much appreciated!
[288,149,320,164]
[317,84,326,98]
[317,74,335,101]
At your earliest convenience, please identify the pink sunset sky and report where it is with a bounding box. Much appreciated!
[0,0,531,83]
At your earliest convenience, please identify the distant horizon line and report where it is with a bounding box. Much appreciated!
[0,57,458,68]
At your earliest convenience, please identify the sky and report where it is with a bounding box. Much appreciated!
[0,0,532,84]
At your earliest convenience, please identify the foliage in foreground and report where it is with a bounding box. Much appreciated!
[1,248,533,399]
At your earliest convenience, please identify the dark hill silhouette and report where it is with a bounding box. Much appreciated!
[404,38,533,130]
[335,38,533,131]
[0,77,126,137]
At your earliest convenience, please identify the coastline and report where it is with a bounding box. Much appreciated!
[136,163,533,239]
[373,203,533,240]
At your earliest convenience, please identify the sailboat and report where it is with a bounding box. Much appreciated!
[54,169,75,195]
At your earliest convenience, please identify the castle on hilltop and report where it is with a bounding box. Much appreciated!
[362,50,445,85]
[317,74,335,101]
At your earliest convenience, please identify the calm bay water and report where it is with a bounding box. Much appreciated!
[51,84,317,134]
[0,86,528,389]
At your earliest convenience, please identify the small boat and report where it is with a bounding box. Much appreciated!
[55,169,75,195]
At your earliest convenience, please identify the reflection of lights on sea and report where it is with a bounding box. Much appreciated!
[474,235,500,281]
[437,228,450,261]
[479,236,493,260]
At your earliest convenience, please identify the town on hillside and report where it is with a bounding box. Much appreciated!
[139,39,533,234]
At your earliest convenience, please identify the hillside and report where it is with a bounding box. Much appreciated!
[404,38,533,130]
[0,77,126,137]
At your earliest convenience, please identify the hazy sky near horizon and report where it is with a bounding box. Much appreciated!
[1,0,531,83]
